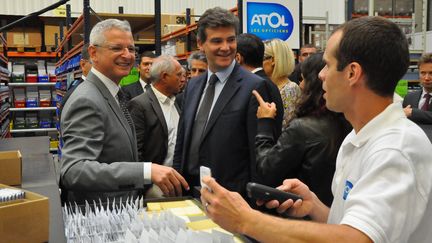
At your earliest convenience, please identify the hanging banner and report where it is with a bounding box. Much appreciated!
[243,0,300,49]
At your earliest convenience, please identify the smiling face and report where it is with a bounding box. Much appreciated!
[319,31,351,113]
[89,28,135,83]
[198,26,236,72]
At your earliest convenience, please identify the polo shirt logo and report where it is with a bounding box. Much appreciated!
[343,180,353,200]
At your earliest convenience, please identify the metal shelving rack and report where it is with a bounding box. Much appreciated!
[0,33,10,139]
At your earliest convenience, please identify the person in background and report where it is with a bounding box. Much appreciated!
[289,44,318,85]
[255,52,351,205]
[173,7,271,198]
[122,51,156,101]
[187,50,208,78]
[236,33,283,139]
[60,19,188,204]
[263,38,301,128]
[200,16,432,243]
[403,52,432,124]
[59,43,92,116]
[179,66,187,92]
[128,55,182,198]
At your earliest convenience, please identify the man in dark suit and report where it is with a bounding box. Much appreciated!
[236,33,283,139]
[121,51,156,101]
[60,19,188,204]
[403,53,432,124]
[128,55,183,198]
[173,7,270,198]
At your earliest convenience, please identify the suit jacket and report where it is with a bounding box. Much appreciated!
[58,78,84,120]
[128,87,180,163]
[122,81,144,101]
[173,63,270,196]
[254,69,284,139]
[402,90,432,124]
[60,71,145,204]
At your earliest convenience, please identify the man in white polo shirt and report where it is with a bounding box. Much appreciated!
[200,16,432,243]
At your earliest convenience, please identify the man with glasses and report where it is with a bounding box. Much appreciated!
[403,52,432,124]
[60,19,189,204]
[122,51,156,101]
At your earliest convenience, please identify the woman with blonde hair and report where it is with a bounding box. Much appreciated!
[263,38,301,127]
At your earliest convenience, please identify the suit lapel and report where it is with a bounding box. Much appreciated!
[147,88,168,135]
[87,71,137,159]
[414,90,422,108]
[134,82,144,97]
[184,75,208,145]
[202,64,242,140]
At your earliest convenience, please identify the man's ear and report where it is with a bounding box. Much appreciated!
[235,53,242,64]
[347,62,362,86]
[88,45,97,64]
[197,39,203,51]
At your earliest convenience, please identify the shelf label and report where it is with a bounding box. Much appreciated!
[53,6,66,17]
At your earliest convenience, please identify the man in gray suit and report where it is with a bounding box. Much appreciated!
[403,53,432,124]
[60,19,188,204]
[128,55,182,198]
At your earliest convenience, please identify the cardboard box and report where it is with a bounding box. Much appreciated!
[0,151,22,186]
[6,28,42,47]
[176,40,187,55]
[44,25,67,46]
[0,184,49,243]
[163,24,186,36]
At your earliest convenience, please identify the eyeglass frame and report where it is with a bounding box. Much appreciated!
[93,44,137,54]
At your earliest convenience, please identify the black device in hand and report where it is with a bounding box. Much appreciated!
[246,182,303,204]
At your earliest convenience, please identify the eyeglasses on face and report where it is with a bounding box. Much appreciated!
[263,55,273,61]
[94,44,137,54]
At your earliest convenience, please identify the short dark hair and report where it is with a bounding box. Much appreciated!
[301,44,317,50]
[418,53,432,68]
[81,43,90,60]
[237,33,264,68]
[139,51,156,62]
[296,52,327,117]
[333,16,409,97]
[197,7,239,43]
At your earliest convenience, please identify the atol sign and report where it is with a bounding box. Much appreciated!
[243,0,300,49]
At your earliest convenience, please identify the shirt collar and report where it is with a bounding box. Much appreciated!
[421,88,432,97]
[251,67,263,73]
[151,85,175,105]
[207,60,236,84]
[91,68,120,98]
[344,102,405,148]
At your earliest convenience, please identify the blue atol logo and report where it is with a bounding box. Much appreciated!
[247,2,294,41]
[343,180,353,200]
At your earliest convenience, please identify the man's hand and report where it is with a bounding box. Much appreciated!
[200,177,257,234]
[403,105,412,117]
[257,179,314,217]
[252,90,277,119]
[151,164,189,196]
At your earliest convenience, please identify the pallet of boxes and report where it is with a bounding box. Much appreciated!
[6,27,42,52]
[0,150,49,243]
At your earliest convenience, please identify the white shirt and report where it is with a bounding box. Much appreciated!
[197,60,236,118]
[91,68,152,182]
[151,85,179,167]
[418,88,432,109]
[139,78,150,92]
[328,103,432,243]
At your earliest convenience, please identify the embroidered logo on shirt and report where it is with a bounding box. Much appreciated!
[343,180,353,200]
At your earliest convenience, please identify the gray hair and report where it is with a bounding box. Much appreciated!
[90,19,132,45]
[187,51,207,69]
[149,55,177,83]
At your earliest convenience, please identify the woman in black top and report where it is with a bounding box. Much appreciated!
[255,53,351,206]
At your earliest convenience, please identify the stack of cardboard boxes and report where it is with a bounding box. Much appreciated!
[0,150,49,243]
